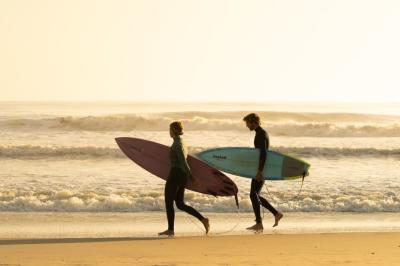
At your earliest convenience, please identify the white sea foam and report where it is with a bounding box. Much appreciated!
[0,188,399,213]
[1,145,400,159]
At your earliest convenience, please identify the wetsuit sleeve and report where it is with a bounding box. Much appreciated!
[175,143,191,177]
[257,131,267,172]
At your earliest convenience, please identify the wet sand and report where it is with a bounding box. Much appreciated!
[0,233,399,266]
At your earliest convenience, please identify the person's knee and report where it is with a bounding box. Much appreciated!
[175,201,187,210]
[250,191,258,201]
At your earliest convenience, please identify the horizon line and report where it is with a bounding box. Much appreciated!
[1,100,400,104]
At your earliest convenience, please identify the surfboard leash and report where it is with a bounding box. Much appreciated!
[211,193,241,236]
[186,194,241,236]
[263,175,305,206]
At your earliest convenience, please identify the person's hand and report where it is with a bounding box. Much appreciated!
[256,170,264,182]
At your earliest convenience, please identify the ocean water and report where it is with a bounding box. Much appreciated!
[1,101,399,237]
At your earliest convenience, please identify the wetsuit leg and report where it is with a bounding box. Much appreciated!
[174,170,204,221]
[259,192,278,216]
[250,178,262,223]
[165,169,179,231]
[250,179,278,223]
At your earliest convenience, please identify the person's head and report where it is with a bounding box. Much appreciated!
[169,121,184,138]
[243,113,261,131]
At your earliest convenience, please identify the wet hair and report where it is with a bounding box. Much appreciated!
[170,121,184,135]
[243,113,261,125]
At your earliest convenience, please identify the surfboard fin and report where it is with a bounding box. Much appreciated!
[234,194,239,209]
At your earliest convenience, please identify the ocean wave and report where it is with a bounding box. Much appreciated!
[1,112,400,137]
[0,145,124,159]
[275,147,400,158]
[0,188,399,213]
[1,145,400,159]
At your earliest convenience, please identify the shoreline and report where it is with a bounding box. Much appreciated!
[1,212,400,239]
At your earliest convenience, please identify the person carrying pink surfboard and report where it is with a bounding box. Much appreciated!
[158,121,210,237]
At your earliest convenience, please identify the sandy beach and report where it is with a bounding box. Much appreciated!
[0,233,399,266]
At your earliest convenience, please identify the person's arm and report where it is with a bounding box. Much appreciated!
[258,145,266,172]
[258,130,269,171]
[256,130,268,181]
[175,143,192,179]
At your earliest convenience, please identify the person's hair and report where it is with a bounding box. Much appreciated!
[243,113,261,125]
[170,121,184,135]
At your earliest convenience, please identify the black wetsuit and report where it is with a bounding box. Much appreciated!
[250,126,278,223]
[165,137,204,231]
[165,167,204,231]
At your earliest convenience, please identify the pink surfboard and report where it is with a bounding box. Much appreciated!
[115,137,238,200]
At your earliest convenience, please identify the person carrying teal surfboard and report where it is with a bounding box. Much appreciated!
[243,113,283,232]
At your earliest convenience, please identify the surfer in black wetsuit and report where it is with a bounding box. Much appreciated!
[243,113,283,232]
[158,121,210,237]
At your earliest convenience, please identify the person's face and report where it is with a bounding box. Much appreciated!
[169,127,174,138]
[245,121,258,131]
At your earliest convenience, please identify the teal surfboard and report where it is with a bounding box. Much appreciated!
[197,148,310,180]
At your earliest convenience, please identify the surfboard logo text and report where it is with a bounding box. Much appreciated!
[213,154,227,160]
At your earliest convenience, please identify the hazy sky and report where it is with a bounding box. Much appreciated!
[1,0,400,102]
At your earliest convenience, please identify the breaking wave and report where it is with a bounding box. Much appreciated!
[1,145,400,159]
[0,188,399,213]
[1,112,400,137]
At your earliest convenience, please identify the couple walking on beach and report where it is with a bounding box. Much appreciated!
[158,113,283,237]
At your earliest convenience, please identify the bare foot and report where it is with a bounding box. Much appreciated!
[202,218,210,234]
[273,212,283,227]
[246,223,263,232]
[158,229,174,237]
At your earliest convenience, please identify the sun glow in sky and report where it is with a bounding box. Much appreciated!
[1,0,400,102]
